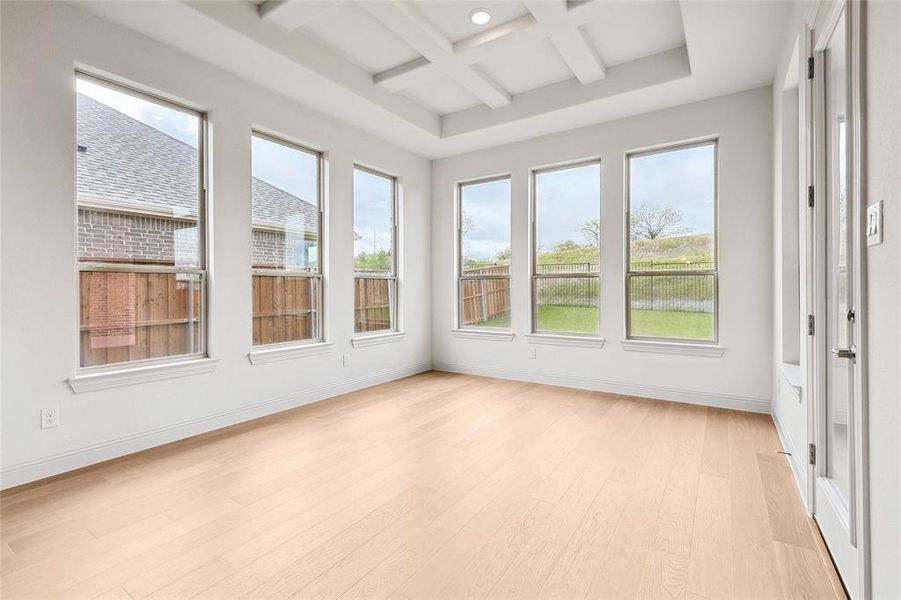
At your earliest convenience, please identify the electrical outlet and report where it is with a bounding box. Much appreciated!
[41,406,60,429]
[528,347,537,359]
[342,353,351,367]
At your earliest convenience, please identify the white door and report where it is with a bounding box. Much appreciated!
[813,3,861,594]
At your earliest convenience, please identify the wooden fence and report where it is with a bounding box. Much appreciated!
[79,270,201,367]
[461,265,510,326]
[252,274,319,345]
[354,277,393,333]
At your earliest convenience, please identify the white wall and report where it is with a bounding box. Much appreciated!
[862,2,901,597]
[769,8,811,506]
[770,2,901,597]
[431,87,774,411]
[0,1,431,488]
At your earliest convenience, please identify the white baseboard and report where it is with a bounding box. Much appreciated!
[1,361,432,490]
[771,411,810,511]
[433,361,771,413]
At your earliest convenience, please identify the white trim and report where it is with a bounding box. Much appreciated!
[351,331,406,348]
[620,339,725,357]
[78,196,196,220]
[524,333,606,348]
[433,360,770,413]
[777,361,804,396]
[451,329,514,342]
[772,411,810,510]
[6,361,433,490]
[248,341,334,365]
[68,358,220,394]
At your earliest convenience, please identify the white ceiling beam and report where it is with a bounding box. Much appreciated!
[523,0,606,83]
[373,0,612,93]
[257,0,339,31]
[358,0,511,109]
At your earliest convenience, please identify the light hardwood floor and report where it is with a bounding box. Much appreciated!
[1,371,845,599]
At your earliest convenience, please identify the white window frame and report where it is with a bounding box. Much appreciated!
[352,165,399,337]
[456,175,512,332]
[250,131,325,350]
[624,138,719,344]
[529,159,603,338]
[72,71,210,375]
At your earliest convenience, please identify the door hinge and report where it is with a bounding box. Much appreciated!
[808,443,817,465]
[807,314,815,336]
[807,56,815,79]
[807,185,815,208]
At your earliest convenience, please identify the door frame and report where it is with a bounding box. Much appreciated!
[806,0,870,597]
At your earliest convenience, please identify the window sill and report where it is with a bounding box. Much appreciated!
[524,333,606,348]
[451,328,514,342]
[620,339,725,357]
[777,361,803,395]
[351,331,406,348]
[248,341,334,365]
[68,357,220,394]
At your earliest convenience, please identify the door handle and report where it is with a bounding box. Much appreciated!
[831,346,856,360]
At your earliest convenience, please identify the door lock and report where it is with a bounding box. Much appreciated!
[831,346,856,360]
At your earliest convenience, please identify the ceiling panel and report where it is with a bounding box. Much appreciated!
[402,74,482,115]
[413,0,530,43]
[298,2,421,74]
[476,37,574,96]
[583,1,685,67]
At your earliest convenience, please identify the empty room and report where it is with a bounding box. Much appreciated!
[1,0,899,598]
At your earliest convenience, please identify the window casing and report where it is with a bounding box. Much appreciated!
[353,166,398,334]
[75,73,207,369]
[457,176,512,330]
[625,140,718,343]
[531,160,602,336]
[251,132,324,347]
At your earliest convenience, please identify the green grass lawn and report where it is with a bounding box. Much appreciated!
[475,305,713,340]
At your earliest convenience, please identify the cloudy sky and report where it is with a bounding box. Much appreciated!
[353,168,394,261]
[461,177,511,262]
[535,162,601,254]
[78,77,714,261]
[629,143,715,234]
[78,77,391,260]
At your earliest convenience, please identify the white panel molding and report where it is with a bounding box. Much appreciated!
[351,331,407,348]
[68,358,221,394]
[248,342,335,365]
[620,339,726,357]
[451,329,515,342]
[524,333,606,348]
[3,361,433,490]
[434,361,770,413]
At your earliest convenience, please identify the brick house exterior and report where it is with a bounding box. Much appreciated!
[77,93,317,269]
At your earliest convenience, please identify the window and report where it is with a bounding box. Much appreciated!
[458,177,511,329]
[251,133,323,346]
[76,74,206,368]
[531,161,601,335]
[353,166,397,334]
[626,140,717,342]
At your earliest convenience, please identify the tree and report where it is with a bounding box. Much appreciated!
[461,213,476,237]
[580,218,600,247]
[630,203,691,240]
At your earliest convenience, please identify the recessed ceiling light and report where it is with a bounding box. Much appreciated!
[470,9,491,25]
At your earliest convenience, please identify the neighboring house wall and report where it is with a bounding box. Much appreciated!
[77,208,198,264]
[78,208,301,268]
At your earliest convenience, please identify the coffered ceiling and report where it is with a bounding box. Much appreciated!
[75,0,792,158]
